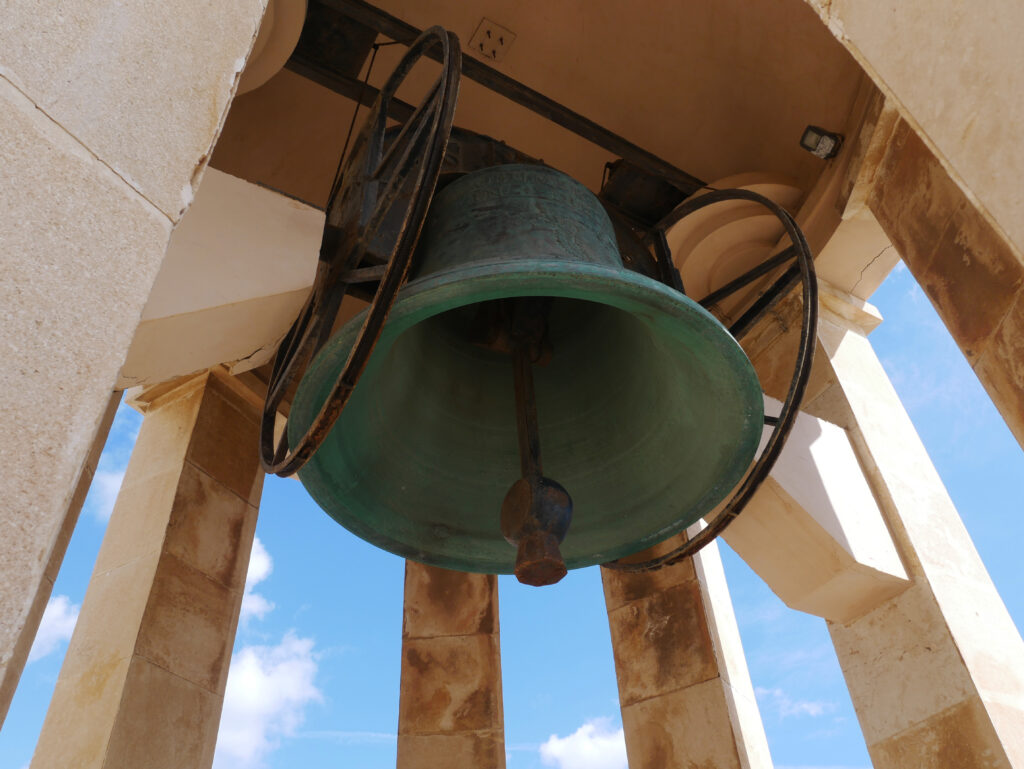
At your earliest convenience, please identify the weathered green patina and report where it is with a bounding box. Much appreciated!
[290,165,763,573]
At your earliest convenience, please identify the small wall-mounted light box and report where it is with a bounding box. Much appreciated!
[800,125,843,159]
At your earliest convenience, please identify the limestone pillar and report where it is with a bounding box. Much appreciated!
[867,119,1024,450]
[31,370,264,769]
[818,299,1024,767]
[0,0,266,734]
[0,392,119,724]
[602,533,772,769]
[397,563,505,769]
[802,0,1024,260]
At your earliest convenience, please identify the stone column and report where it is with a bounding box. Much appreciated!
[0,392,119,724]
[818,299,1024,768]
[31,370,264,769]
[602,533,772,769]
[397,563,505,769]
[866,119,1024,450]
[0,0,266,730]
[802,0,1024,260]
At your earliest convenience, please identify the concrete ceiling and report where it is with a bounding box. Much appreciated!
[211,0,866,208]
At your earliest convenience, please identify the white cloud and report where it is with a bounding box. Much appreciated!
[89,468,126,523]
[540,718,627,769]
[213,632,322,769]
[755,687,836,718]
[28,595,80,663]
[240,537,275,623]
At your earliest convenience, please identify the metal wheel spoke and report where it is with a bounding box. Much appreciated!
[604,189,818,571]
[259,26,461,476]
[698,245,797,309]
[373,77,442,181]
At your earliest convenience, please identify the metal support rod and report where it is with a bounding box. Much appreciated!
[512,344,543,480]
[310,0,706,196]
[728,263,802,340]
[698,245,798,309]
[286,57,417,123]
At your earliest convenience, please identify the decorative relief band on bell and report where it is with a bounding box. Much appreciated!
[412,165,623,280]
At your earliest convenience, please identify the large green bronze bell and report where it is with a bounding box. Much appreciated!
[289,164,763,581]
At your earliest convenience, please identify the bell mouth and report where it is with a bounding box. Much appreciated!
[289,259,764,574]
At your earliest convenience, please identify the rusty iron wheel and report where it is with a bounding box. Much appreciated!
[260,26,462,476]
[604,188,818,571]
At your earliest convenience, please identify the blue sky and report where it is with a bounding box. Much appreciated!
[2,262,1022,769]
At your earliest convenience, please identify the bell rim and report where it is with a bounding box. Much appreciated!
[291,258,765,573]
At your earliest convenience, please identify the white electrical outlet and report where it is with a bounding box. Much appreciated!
[469,18,516,62]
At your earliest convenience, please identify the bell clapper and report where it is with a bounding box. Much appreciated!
[498,299,574,587]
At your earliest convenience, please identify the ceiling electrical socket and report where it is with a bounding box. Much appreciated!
[469,18,516,62]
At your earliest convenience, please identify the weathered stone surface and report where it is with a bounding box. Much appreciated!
[691,537,774,769]
[0,0,268,219]
[403,566,497,639]
[870,120,1023,359]
[601,534,696,612]
[829,583,976,742]
[165,463,259,590]
[31,372,261,769]
[186,379,263,505]
[603,535,772,769]
[606,581,718,707]
[0,393,118,723]
[399,635,502,735]
[620,678,744,769]
[818,299,1024,767]
[90,469,183,575]
[869,696,1012,769]
[812,0,1024,259]
[30,554,157,767]
[103,657,222,769]
[398,563,504,768]
[136,552,239,693]
[397,732,506,769]
[29,654,133,769]
[974,289,1024,447]
[868,121,964,268]
[0,74,171,713]
[922,202,1023,359]
[857,96,1024,458]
